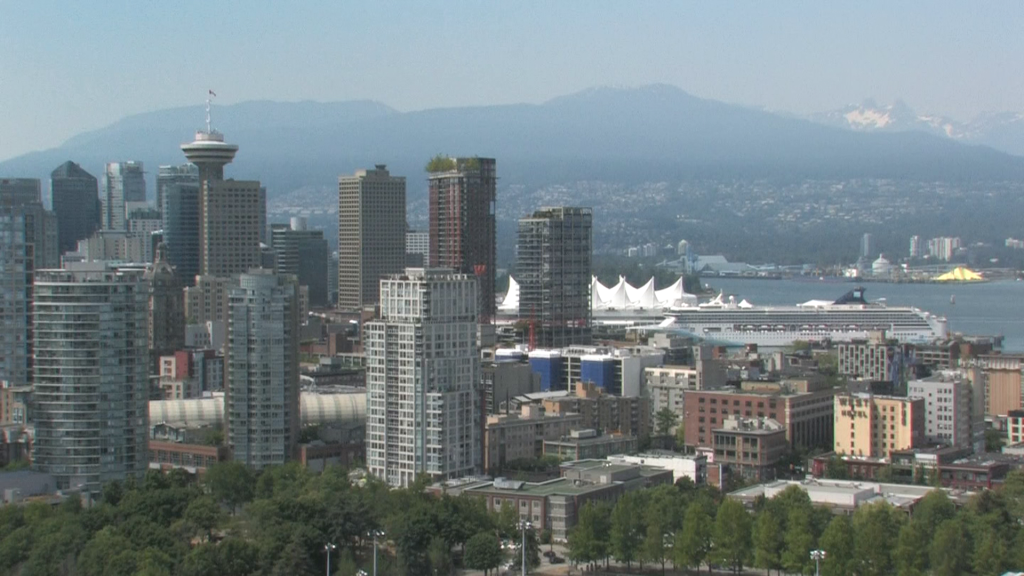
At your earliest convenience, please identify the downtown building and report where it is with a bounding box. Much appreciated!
[907,370,982,451]
[225,271,301,469]
[365,268,481,487]
[406,230,429,267]
[161,167,202,285]
[32,263,150,493]
[337,165,406,311]
[0,179,58,387]
[50,161,102,255]
[155,164,199,219]
[180,126,263,277]
[428,157,497,322]
[270,217,330,308]
[185,274,234,325]
[683,380,835,452]
[102,161,146,231]
[833,392,925,458]
[836,331,914,384]
[517,207,593,348]
[147,244,185,370]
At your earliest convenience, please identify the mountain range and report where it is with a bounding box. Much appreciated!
[2,84,1023,202]
[808,99,1024,156]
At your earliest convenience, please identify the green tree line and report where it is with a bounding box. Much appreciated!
[565,472,1024,576]
[0,462,538,576]
[7,461,1024,575]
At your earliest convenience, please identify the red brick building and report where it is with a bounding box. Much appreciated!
[684,384,834,451]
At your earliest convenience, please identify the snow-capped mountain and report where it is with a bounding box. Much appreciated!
[811,99,964,136]
[810,100,1024,156]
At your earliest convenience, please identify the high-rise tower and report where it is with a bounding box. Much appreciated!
[161,169,201,285]
[180,98,261,277]
[517,207,593,348]
[155,164,199,218]
[102,162,145,231]
[365,268,481,487]
[32,263,150,493]
[0,179,58,387]
[428,157,496,323]
[51,161,102,255]
[270,218,329,308]
[861,232,874,259]
[226,271,300,469]
[337,165,406,311]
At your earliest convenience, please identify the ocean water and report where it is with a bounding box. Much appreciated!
[704,278,1024,353]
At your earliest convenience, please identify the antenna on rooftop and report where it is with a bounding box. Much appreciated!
[205,89,217,132]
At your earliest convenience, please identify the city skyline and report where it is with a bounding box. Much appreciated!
[3,3,1024,573]
[2,2,1023,161]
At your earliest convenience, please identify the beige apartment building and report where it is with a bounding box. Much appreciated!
[185,275,235,324]
[834,393,925,458]
[543,382,651,438]
[337,165,406,311]
[483,404,583,473]
[976,354,1024,417]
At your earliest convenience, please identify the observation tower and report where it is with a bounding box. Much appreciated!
[180,94,238,184]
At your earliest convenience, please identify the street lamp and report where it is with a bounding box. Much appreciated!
[324,543,337,576]
[369,529,385,576]
[519,520,533,576]
[810,549,827,576]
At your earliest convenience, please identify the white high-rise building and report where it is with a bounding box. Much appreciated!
[226,271,300,469]
[32,263,150,493]
[406,230,430,264]
[365,268,480,487]
[907,370,977,451]
[909,235,921,258]
[860,232,874,259]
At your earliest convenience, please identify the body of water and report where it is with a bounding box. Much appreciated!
[703,277,1024,353]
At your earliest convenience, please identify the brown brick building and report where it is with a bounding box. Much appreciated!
[543,382,650,438]
[683,383,834,451]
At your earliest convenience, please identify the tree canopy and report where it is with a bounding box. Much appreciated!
[5,461,1024,576]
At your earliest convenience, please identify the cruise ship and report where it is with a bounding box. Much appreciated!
[663,287,947,347]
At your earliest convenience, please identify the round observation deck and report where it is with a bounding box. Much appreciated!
[180,130,238,167]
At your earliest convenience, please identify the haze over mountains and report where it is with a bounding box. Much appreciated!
[809,99,1024,156]
[2,84,1023,202]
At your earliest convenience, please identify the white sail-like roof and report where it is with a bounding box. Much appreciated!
[591,277,604,310]
[601,276,631,309]
[624,278,643,302]
[593,276,616,304]
[507,274,698,313]
[655,277,699,308]
[499,276,520,312]
[627,278,658,309]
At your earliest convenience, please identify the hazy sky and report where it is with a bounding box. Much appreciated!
[2,1,1022,161]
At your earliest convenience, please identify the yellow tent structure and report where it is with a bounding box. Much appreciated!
[934,267,984,282]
